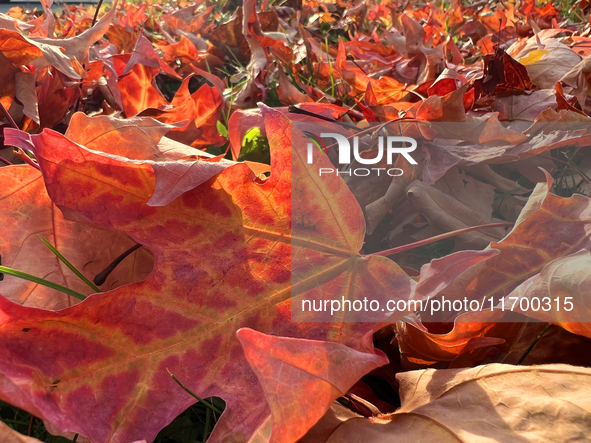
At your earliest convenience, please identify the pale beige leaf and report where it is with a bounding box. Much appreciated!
[14,72,39,125]
[514,37,581,89]
[0,13,34,32]
[31,4,115,65]
[0,422,42,443]
[504,249,591,338]
[319,364,591,443]
[560,56,591,114]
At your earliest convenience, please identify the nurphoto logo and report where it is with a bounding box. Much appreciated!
[304,131,418,177]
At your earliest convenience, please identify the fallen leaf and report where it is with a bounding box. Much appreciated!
[62,112,236,205]
[30,0,54,38]
[0,29,45,66]
[209,7,251,65]
[14,72,39,125]
[28,66,80,130]
[433,167,497,222]
[0,5,114,80]
[0,105,415,443]
[117,62,168,117]
[482,47,535,94]
[504,249,591,338]
[276,66,313,105]
[405,180,507,248]
[463,163,529,194]
[156,35,198,65]
[0,422,42,443]
[237,328,387,442]
[30,3,115,65]
[425,129,591,167]
[0,13,34,32]
[491,89,557,123]
[364,171,412,236]
[366,77,408,105]
[559,56,591,115]
[105,25,140,54]
[503,324,591,367]
[0,51,18,111]
[123,33,181,79]
[309,364,591,442]
[513,36,581,89]
[191,65,225,96]
[150,73,227,148]
[427,68,466,97]
[0,165,153,310]
[297,403,358,443]
[395,310,523,369]
[454,175,591,322]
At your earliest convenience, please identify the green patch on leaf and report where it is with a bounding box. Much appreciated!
[217,121,228,138]
[264,83,283,108]
[238,128,271,164]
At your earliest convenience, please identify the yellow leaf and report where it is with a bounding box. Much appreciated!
[517,49,548,65]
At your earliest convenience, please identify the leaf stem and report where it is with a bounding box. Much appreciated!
[39,236,101,293]
[369,222,514,257]
[0,154,12,166]
[0,265,86,300]
[91,0,105,27]
[0,101,18,129]
[321,116,423,154]
[12,148,40,171]
[517,323,551,365]
[166,369,222,414]
[538,154,570,167]
[287,105,337,122]
[93,243,142,286]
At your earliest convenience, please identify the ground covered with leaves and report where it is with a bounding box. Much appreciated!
[1,0,591,442]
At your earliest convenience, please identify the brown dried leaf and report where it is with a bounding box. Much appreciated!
[433,168,496,222]
[405,180,507,248]
[491,89,557,123]
[315,364,591,443]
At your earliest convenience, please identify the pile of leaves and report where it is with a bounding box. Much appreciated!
[2,0,591,442]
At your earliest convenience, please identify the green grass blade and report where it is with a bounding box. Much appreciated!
[517,323,551,365]
[0,265,87,301]
[166,369,223,414]
[325,37,336,97]
[203,407,210,443]
[39,236,101,293]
